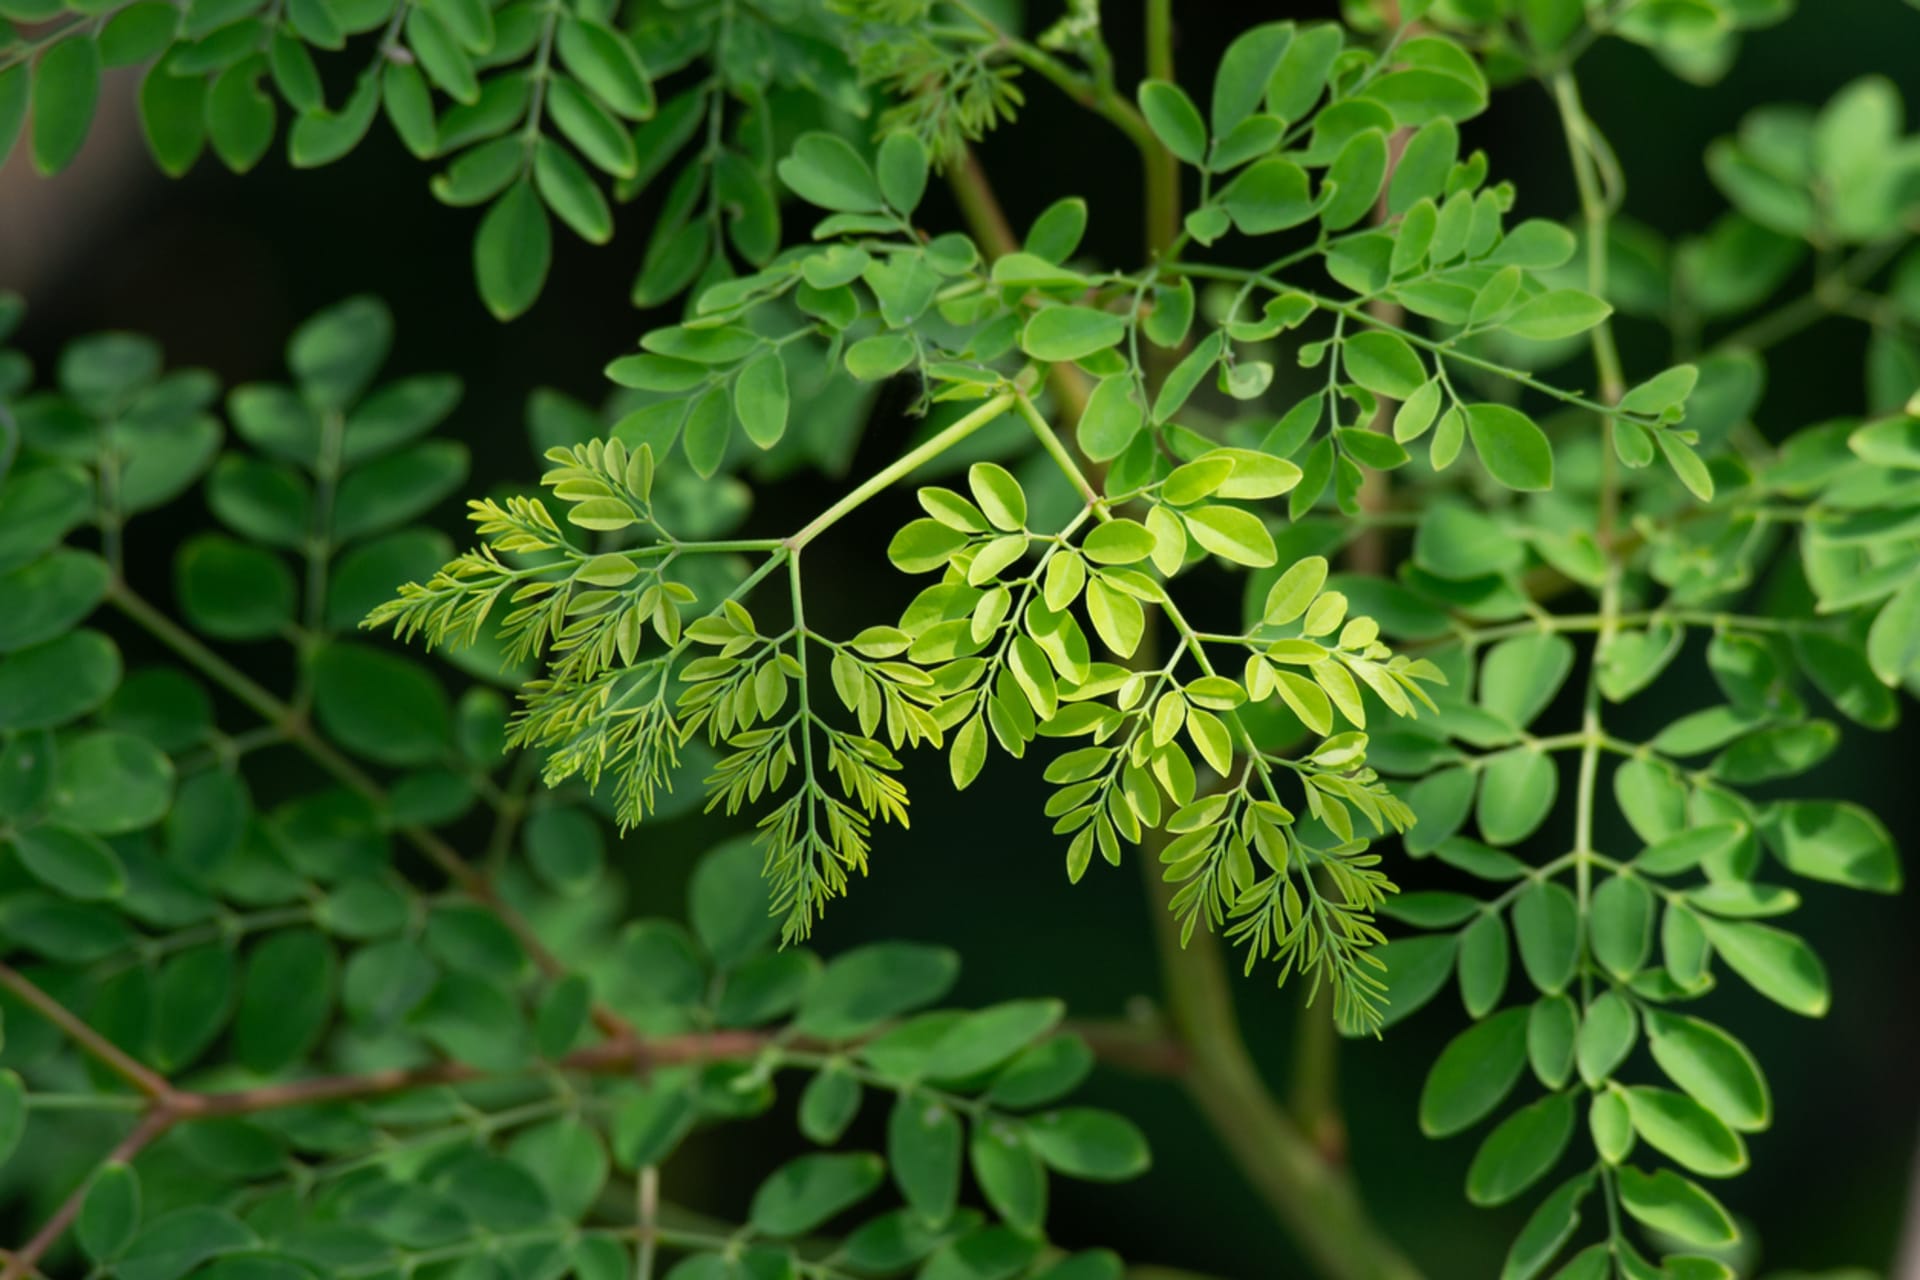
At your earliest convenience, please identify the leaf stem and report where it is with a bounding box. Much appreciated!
[0,967,175,1101]
[785,392,1017,550]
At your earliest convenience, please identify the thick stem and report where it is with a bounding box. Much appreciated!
[947,145,1021,261]
[944,151,1092,422]
[1140,876,1422,1280]
[1143,0,1180,262]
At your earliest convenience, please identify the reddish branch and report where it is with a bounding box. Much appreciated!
[0,960,1183,1278]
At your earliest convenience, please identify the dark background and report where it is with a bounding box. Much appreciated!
[3,1,1916,1276]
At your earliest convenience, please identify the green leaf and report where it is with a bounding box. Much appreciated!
[1265,24,1341,122]
[1527,994,1576,1089]
[1646,1012,1771,1133]
[289,69,380,168]
[1479,633,1574,729]
[1616,1166,1737,1248]
[536,138,614,244]
[32,35,101,174]
[1513,881,1579,994]
[925,1000,1063,1082]
[1366,66,1487,126]
[1366,934,1459,1031]
[0,629,121,730]
[1023,1109,1150,1181]
[1415,503,1521,580]
[988,1035,1094,1109]
[1021,307,1127,362]
[877,131,929,213]
[889,1092,962,1227]
[968,463,1028,533]
[556,17,653,119]
[689,837,778,967]
[1622,1087,1747,1177]
[797,943,960,1038]
[611,1078,696,1168]
[1759,799,1901,893]
[236,928,335,1072]
[733,351,789,449]
[749,1153,885,1236]
[799,1062,863,1145]
[971,1118,1047,1234]
[1082,519,1158,566]
[1343,331,1426,399]
[1467,1093,1574,1206]
[548,75,635,176]
[334,441,468,541]
[1321,129,1389,230]
[1575,990,1637,1088]
[310,643,452,767]
[1501,1173,1591,1280]
[176,535,296,641]
[1503,289,1613,340]
[50,730,173,834]
[382,61,437,160]
[206,58,276,173]
[77,1162,141,1262]
[1419,1007,1529,1137]
[1457,912,1509,1018]
[778,132,883,213]
[1025,196,1088,261]
[475,181,551,320]
[1137,79,1206,165]
[0,893,130,961]
[1697,917,1829,1016]
[1183,505,1277,567]
[138,62,206,176]
[1390,119,1458,214]
[1868,575,1920,685]
[1590,874,1653,979]
[1221,158,1313,234]
[109,1206,254,1280]
[510,1118,608,1221]
[1657,432,1716,502]
[1263,555,1328,625]
[1465,403,1554,491]
[1476,747,1556,844]
[0,550,111,653]
[289,294,390,409]
[1590,1090,1634,1165]
[10,823,126,900]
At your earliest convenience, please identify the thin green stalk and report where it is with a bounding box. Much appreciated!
[785,393,1016,549]
[1554,64,1638,1266]
[1160,263,1655,427]
[1715,232,1912,353]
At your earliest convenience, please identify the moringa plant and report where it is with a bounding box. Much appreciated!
[1,0,1917,1278]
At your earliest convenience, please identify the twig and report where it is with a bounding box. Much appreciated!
[0,967,174,1102]
[0,1110,170,1280]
